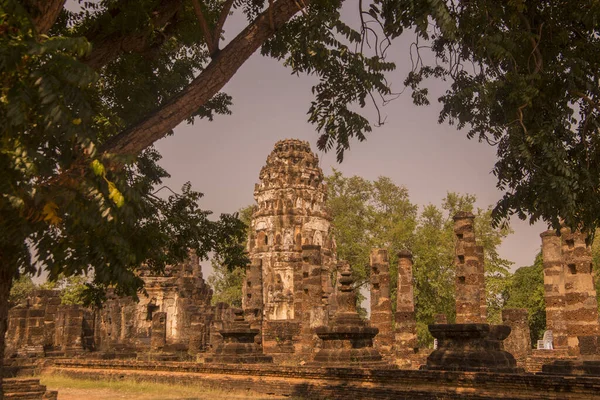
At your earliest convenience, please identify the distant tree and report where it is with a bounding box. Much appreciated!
[208,260,245,307]
[207,205,254,306]
[8,275,35,307]
[326,170,417,286]
[326,171,512,346]
[413,193,512,346]
[504,253,546,346]
[39,274,90,306]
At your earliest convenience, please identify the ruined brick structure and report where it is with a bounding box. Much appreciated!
[243,139,336,354]
[540,229,568,348]
[5,253,218,359]
[394,250,418,364]
[369,249,393,354]
[560,227,600,355]
[423,213,517,373]
[205,308,273,364]
[540,227,600,355]
[311,261,385,366]
[502,308,531,364]
[94,252,214,353]
[300,245,329,353]
[453,212,486,323]
[5,290,92,358]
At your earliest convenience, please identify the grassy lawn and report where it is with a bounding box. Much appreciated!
[40,374,286,400]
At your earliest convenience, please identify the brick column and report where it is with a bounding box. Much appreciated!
[453,212,483,323]
[300,245,325,353]
[394,250,418,358]
[370,248,393,354]
[540,229,567,348]
[560,227,600,355]
[242,258,264,344]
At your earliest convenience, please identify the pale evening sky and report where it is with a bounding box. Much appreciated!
[153,4,547,278]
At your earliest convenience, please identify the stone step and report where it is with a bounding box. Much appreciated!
[3,378,50,400]
[4,391,47,399]
[44,351,66,358]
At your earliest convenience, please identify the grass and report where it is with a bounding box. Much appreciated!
[39,373,285,400]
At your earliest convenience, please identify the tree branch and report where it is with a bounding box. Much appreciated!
[191,0,217,56]
[29,0,66,35]
[100,0,310,157]
[572,90,600,115]
[213,0,235,50]
[83,0,182,70]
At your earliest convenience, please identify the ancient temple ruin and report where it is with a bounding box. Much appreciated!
[540,227,600,356]
[424,212,518,372]
[453,212,486,323]
[94,252,214,353]
[242,139,337,354]
[394,250,418,362]
[369,249,393,355]
[5,253,217,358]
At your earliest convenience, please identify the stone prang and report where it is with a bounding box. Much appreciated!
[243,139,337,354]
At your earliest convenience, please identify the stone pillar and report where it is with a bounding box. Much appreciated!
[476,245,487,322]
[189,313,209,354]
[453,212,483,323]
[151,312,167,351]
[25,307,46,356]
[370,248,393,354]
[5,307,27,357]
[502,308,531,362]
[560,227,600,355]
[242,258,264,344]
[300,245,325,353]
[55,306,84,355]
[394,250,418,358]
[541,229,567,348]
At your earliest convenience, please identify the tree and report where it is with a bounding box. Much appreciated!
[412,193,512,345]
[395,0,600,233]
[208,205,254,306]
[326,170,512,346]
[208,260,245,307]
[504,253,546,346]
[3,1,600,392]
[326,170,417,286]
[38,274,90,305]
[8,275,35,307]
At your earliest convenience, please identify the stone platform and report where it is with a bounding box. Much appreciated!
[424,323,520,373]
[310,262,386,367]
[2,378,57,400]
[204,309,272,364]
[46,359,600,399]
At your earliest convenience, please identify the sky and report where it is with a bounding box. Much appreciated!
[153,3,547,279]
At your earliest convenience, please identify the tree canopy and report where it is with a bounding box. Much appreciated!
[326,171,513,345]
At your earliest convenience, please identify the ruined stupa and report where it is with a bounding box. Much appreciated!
[311,261,386,366]
[424,212,519,372]
[204,308,273,364]
[242,139,337,353]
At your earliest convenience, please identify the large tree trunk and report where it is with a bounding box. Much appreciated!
[0,256,14,399]
[100,0,309,157]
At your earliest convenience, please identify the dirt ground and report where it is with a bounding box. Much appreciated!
[52,387,278,400]
[41,375,287,400]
